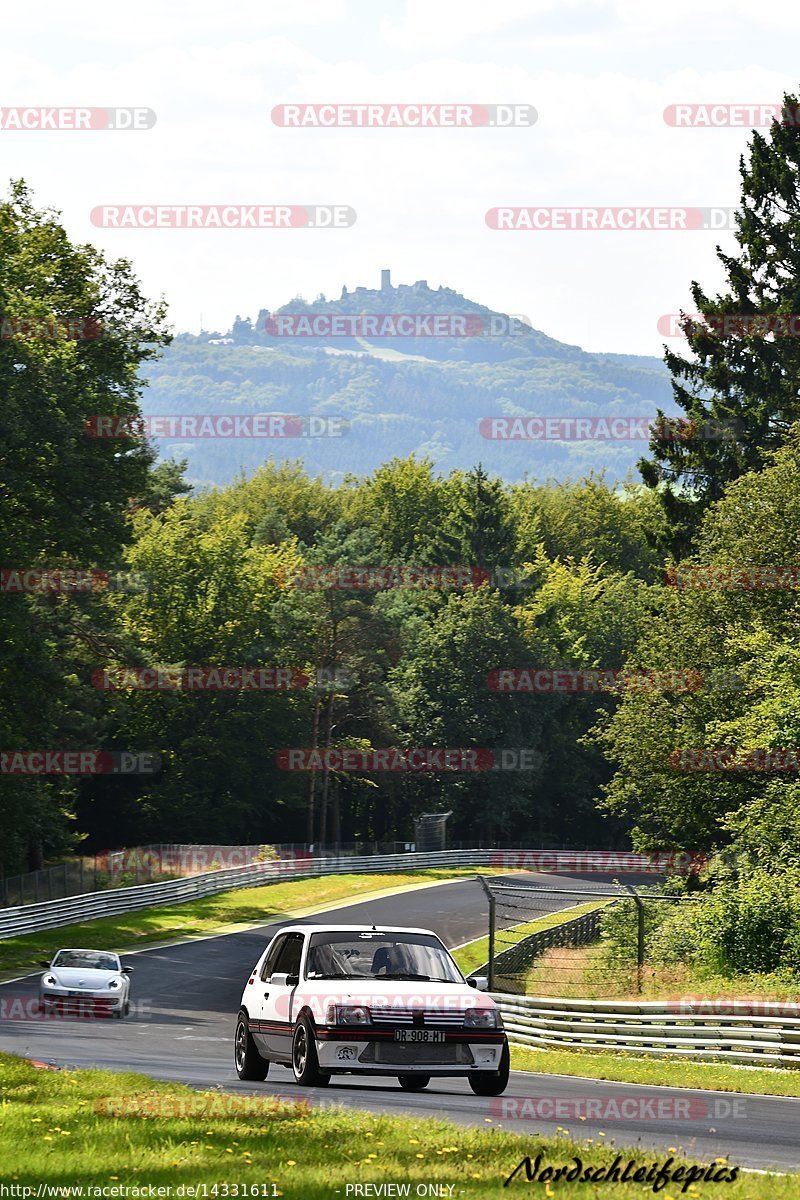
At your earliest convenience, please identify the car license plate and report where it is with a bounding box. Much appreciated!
[67,990,85,996]
[394,1030,445,1043]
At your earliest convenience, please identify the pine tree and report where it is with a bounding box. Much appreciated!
[640,91,800,548]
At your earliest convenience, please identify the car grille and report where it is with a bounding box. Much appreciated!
[369,1006,465,1027]
[360,1042,474,1066]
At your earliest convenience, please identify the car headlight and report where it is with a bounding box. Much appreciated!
[464,1006,499,1028]
[42,975,57,988]
[325,1004,371,1026]
[107,978,122,989]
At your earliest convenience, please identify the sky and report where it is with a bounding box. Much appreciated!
[3,0,799,356]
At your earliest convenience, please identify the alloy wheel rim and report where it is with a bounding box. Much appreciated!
[235,1021,246,1071]
[294,1025,307,1075]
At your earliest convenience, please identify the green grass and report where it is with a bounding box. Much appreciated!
[452,901,611,977]
[509,1043,800,1097]
[0,1051,788,1196]
[0,869,495,978]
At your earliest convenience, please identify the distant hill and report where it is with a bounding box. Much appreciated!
[141,273,675,487]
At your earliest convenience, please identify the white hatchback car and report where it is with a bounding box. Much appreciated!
[39,948,133,1017]
[235,924,509,1094]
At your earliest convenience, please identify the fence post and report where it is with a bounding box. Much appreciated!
[476,875,496,991]
[625,885,645,994]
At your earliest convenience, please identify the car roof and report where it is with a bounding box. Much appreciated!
[54,948,119,956]
[274,925,438,936]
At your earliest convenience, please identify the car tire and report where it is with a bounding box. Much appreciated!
[291,1016,331,1087]
[398,1074,430,1091]
[123,999,130,1017]
[468,1040,510,1096]
[234,1011,269,1081]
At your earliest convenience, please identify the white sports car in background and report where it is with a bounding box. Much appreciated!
[235,924,509,1094]
[39,948,133,1017]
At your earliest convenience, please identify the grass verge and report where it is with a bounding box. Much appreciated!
[452,900,611,977]
[0,1051,784,1196]
[509,1043,800,1098]
[0,869,491,978]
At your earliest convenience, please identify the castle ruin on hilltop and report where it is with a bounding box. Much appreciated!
[341,270,438,299]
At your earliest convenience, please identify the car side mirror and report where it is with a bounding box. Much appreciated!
[469,976,489,991]
[40,961,51,969]
[121,966,133,974]
[269,972,299,986]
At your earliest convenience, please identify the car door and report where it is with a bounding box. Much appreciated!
[250,934,287,1055]
[257,932,305,1061]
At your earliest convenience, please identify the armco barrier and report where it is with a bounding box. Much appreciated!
[0,849,692,940]
[493,993,800,1068]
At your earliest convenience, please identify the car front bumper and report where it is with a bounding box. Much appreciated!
[40,989,124,1015]
[315,1028,507,1073]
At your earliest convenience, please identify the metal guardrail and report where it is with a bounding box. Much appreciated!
[493,993,800,1068]
[0,849,671,939]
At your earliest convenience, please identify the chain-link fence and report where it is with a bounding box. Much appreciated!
[475,877,684,997]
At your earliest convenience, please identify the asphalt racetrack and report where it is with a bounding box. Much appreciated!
[1,872,798,1172]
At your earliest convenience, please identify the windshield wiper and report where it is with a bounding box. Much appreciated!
[379,973,431,980]
[307,972,359,979]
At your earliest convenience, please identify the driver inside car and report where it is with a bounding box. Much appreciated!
[307,942,349,976]
[372,942,413,975]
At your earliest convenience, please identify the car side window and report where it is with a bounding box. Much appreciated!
[272,933,304,978]
[260,935,286,981]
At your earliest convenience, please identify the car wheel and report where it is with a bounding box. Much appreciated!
[398,1074,430,1091]
[123,999,130,1017]
[291,1016,330,1087]
[234,1011,269,1081]
[468,1040,510,1096]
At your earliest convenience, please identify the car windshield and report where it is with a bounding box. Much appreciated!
[52,950,119,972]
[305,931,463,982]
